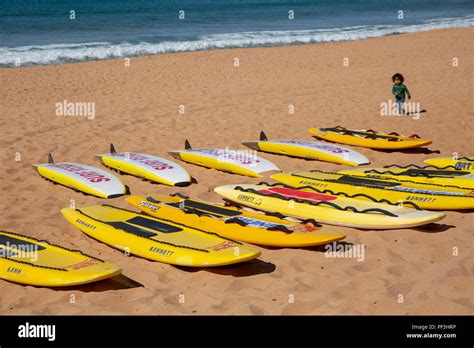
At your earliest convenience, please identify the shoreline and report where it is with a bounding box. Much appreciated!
[1,27,471,70]
[0,27,472,315]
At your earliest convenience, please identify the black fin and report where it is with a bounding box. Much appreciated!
[47,153,54,164]
[184,139,192,150]
[259,131,268,141]
[110,143,117,154]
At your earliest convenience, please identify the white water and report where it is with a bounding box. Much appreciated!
[1,16,472,66]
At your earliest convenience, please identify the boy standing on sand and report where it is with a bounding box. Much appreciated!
[392,73,411,115]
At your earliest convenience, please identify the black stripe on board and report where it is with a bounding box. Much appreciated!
[0,234,46,251]
[125,216,182,233]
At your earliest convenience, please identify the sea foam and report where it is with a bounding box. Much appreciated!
[1,16,472,67]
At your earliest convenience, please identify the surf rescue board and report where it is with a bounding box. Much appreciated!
[169,140,279,178]
[242,131,369,166]
[214,184,445,229]
[308,126,432,149]
[271,171,474,210]
[96,144,191,187]
[339,165,474,189]
[126,194,345,247]
[61,205,260,267]
[424,157,474,172]
[0,230,121,287]
[34,154,126,198]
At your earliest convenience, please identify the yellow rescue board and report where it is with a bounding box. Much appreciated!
[214,184,445,229]
[61,205,260,267]
[169,140,279,178]
[271,171,474,210]
[34,155,126,198]
[126,194,345,247]
[0,230,121,287]
[96,144,192,187]
[242,131,369,166]
[339,166,474,189]
[308,126,432,149]
[424,157,474,172]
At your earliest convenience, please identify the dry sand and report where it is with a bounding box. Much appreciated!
[0,28,472,315]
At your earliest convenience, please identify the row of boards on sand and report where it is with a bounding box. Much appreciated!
[34,147,192,198]
[33,137,371,198]
[0,215,260,287]
[4,167,473,288]
[2,193,351,286]
[34,149,474,203]
[2,182,455,287]
[33,126,439,199]
[169,136,369,174]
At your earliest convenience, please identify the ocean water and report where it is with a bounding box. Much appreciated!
[0,0,473,66]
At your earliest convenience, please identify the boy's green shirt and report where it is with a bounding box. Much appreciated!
[392,83,411,100]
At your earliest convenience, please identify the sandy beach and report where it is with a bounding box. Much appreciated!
[0,27,472,315]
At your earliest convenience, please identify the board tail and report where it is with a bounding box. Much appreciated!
[48,153,54,164]
[260,131,268,141]
[110,143,117,154]
[184,139,192,150]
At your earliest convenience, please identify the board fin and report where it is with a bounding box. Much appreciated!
[260,131,268,141]
[184,139,192,150]
[48,153,54,164]
[110,143,117,154]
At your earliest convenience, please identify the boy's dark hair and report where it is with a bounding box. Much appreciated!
[392,73,404,83]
